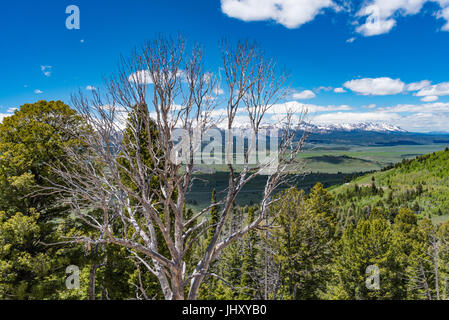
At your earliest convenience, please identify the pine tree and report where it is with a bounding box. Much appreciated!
[267,184,336,299]
[239,206,259,299]
[389,208,419,299]
[332,214,397,300]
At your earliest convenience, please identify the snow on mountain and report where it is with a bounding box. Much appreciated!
[225,121,407,133]
[307,122,407,133]
[210,115,407,134]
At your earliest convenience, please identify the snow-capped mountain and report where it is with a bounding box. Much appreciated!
[307,122,407,133]
[223,121,407,133]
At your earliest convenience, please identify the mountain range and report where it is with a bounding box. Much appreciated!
[225,121,407,133]
[305,122,407,133]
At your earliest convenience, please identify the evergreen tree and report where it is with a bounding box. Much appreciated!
[239,206,259,299]
[332,213,397,300]
[268,184,336,299]
[0,101,87,299]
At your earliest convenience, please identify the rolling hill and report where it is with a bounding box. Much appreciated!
[331,147,449,225]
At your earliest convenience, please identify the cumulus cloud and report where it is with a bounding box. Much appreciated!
[220,0,336,29]
[395,111,449,132]
[438,6,449,30]
[214,87,224,95]
[380,102,449,113]
[343,77,405,96]
[128,70,185,85]
[34,89,43,94]
[334,87,347,93]
[220,0,449,36]
[312,111,401,123]
[86,85,96,91]
[316,86,333,92]
[415,81,449,96]
[265,101,352,114]
[293,89,316,100]
[356,0,449,36]
[407,80,431,91]
[356,5,396,36]
[128,70,153,85]
[420,96,439,102]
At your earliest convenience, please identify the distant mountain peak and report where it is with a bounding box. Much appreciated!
[216,120,407,133]
[307,122,407,133]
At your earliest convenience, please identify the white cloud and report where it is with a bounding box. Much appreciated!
[334,87,347,93]
[380,102,449,113]
[344,77,405,95]
[7,107,18,113]
[312,111,401,123]
[265,101,352,114]
[128,70,153,85]
[41,65,52,77]
[420,96,439,102]
[220,0,335,29]
[34,89,43,94]
[86,85,96,91]
[128,70,185,85]
[215,87,224,95]
[346,37,356,43]
[0,113,12,123]
[407,80,431,91]
[415,81,449,96]
[438,6,449,30]
[293,89,316,100]
[356,19,395,37]
[395,111,449,132]
[356,0,449,36]
[316,86,333,92]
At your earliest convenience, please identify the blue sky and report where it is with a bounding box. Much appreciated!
[1,0,449,132]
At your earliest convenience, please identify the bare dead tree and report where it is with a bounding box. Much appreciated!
[44,35,308,300]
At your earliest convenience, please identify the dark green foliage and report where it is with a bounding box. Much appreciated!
[0,101,88,299]
[0,100,84,216]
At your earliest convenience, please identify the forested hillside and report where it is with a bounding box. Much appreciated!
[332,148,449,229]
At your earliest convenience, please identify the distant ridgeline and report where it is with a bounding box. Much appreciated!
[305,130,449,146]
[332,147,449,229]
